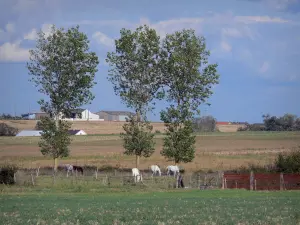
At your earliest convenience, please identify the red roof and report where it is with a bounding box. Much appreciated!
[216,122,229,125]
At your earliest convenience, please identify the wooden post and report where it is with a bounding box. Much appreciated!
[225,178,227,189]
[13,173,17,184]
[36,166,40,177]
[235,181,238,189]
[204,174,207,186]
[197,173,200,188]
[95,167,98,180]
[222,173,225,189]
[254,179,257,190]
[280,173,284,190]
[31,173,35,186]
[250,171,254,191]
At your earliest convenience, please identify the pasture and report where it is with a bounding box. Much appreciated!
[1,131,299,171]
[1,190,300,224]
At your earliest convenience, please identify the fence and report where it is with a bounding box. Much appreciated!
[10,167,223,189]
[223,172,300,191]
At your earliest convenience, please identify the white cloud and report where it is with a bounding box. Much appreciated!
[5,23,15,33]
[220,41,232,52]
[0,41,29,62]
[24,24,53,40]
[234,16,289,24]
[93,31,114,48]
[221,26,258,40]
[259,61,270,73]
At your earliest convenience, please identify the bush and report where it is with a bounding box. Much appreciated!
[192,116,217,132]
[35,120,44,130]
[0,123,19,136]
[237,123,265,132]
[0,164,18,185]
[155,130,161,134]
[275,148,300,173]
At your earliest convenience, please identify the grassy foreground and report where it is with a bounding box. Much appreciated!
[1,190,300,225]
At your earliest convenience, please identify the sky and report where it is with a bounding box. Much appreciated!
[0,0,300,123]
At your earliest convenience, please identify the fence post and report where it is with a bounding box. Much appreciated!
[280,173,284,190]
[95,167,98,180]
[197,173,200,188]
[222,172,225,189]
[250,171,254,191]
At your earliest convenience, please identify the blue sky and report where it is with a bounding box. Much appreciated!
[1,0,300,123]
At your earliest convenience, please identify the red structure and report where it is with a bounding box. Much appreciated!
[223,172,300,191]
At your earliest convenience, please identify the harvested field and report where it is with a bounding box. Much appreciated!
[1,132,299,171]
[0,119,243,134]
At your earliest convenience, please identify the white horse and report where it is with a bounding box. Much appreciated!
[63,164,73,177]
[166,165,180,177]
[150,165,161,176]
[132,168,142,183]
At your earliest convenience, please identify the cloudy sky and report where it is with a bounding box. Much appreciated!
[1,0,300,122]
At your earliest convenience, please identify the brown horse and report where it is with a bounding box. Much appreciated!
[72,165,83,175]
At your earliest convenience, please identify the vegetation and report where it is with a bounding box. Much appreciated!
[0,164,18,185]
[0,123,18,136]
[27,24,99,171]
[1,190,300,224]
[238,113,300,132]
[106,25,163,168]
[121,114,155,167]
[160,29,219,164]
[38,117,72,168]
[192,115,217,132]
[0,113,22,120]
[275,148,300,173]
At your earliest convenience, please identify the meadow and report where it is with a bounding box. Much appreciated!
[1,131,299,171]
[1,190,300,224]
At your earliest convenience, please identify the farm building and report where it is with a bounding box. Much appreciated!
[96,110,135,121]
[64,109,100,121]
[21,112,49,120]
[16,130,42,137]
[68,130,87,135]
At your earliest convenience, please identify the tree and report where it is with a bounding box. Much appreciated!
[0,123,19,136]
[39,117,71,166]
[192,115,217,132]
[121,114,155,166]
[106,25,163,168]
[160,29,219,165]
[27,24,99,171]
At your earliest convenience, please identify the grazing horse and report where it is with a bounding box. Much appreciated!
[132,168,142,183]
[166,165,180,177]
[72,165,84,175]
[150,165,161,176]
[64,164,83,176]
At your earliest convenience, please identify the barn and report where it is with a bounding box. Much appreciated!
[68,130,87,135]
[66,109,100,120]
[96,110,135,121]
[16,130,42,137]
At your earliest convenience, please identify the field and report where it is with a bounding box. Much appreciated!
[1,190,300,224]
[0,120,243,134]
[1,131,300,171]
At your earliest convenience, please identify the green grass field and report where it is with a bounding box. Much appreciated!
[1,190,300,225]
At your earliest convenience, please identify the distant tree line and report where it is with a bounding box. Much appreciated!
[192,115,218,132]
[238,113,300,132]
[0,113,23,120]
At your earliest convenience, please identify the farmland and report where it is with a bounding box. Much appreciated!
[1,130,299,171]
[1,190,300,224]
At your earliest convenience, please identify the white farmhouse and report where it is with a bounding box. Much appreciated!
[64,108,102,121]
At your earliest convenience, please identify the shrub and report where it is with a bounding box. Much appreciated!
[0,164,18,185]
[275,148,300,173]
[35,120,44,130]
[0,123,19,136]
[192,116,217,132]
[155,130,161,134]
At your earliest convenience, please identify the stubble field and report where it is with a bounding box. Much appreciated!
[1,131,300,171]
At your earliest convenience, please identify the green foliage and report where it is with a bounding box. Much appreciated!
[35,120,44,130]
[161,120,196,164]
[263,113,300,131]
[27,24,99,118]
[237,123,265,132]
[38,117,71,159]
[192,115,217,132]
[275,148,300,173]
[121,114,155,160]
[0,113,22,120]
[106,24,163,116]
[160,29,219,118]
[160,29,219,164]
[0,123,18,136]
[0,164,18,185]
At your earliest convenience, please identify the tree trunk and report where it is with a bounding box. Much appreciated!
[54,157,58,172]
[54,114,60,172]
[136,155,140,169]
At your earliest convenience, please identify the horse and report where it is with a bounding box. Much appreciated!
[63,164,83,176]
[166,165,180,177]
[132,168,142,183]
[150,165,161,176]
